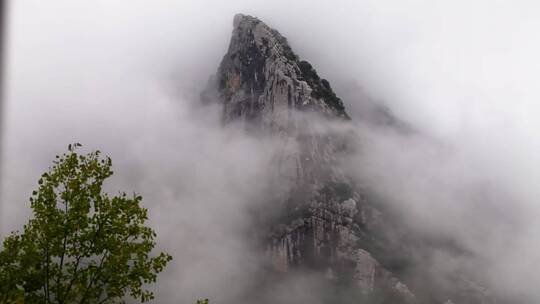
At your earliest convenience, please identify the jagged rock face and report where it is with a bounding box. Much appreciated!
[208,13,494,304]
[217,14,347,129]
[216,14,352,195]
[212,13,414,302]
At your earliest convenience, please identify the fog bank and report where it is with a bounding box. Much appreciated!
[2,1,540,302]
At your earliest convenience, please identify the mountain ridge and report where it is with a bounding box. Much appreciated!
[203,13,495,304]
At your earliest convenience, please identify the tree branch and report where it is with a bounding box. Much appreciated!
[45,245,51,304]
[57,185,70,302]
[79,249,109,304]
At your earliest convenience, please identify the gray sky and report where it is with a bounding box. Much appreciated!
[2,1,540,302]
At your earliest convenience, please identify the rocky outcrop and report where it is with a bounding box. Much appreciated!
[210,13,415,302]
[217,14,347,128]
[206,13,495,304]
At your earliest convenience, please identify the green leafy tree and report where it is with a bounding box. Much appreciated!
[0,144,172,304]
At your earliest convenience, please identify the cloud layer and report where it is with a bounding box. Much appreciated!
[2,1,540,303]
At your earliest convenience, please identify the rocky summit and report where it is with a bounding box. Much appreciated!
[205,13,495,304]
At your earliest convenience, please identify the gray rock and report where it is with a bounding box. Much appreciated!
[206,13,495,304]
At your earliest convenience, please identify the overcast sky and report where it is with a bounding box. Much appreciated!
[2,1,540,302]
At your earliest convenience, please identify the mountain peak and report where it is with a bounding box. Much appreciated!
[213,14,348,128]
[203,14,495,304]
[232,13,259,28]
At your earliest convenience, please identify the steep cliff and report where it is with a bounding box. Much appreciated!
[205,13,493,304]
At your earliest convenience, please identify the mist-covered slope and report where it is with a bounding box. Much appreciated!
[202,14,496,304]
